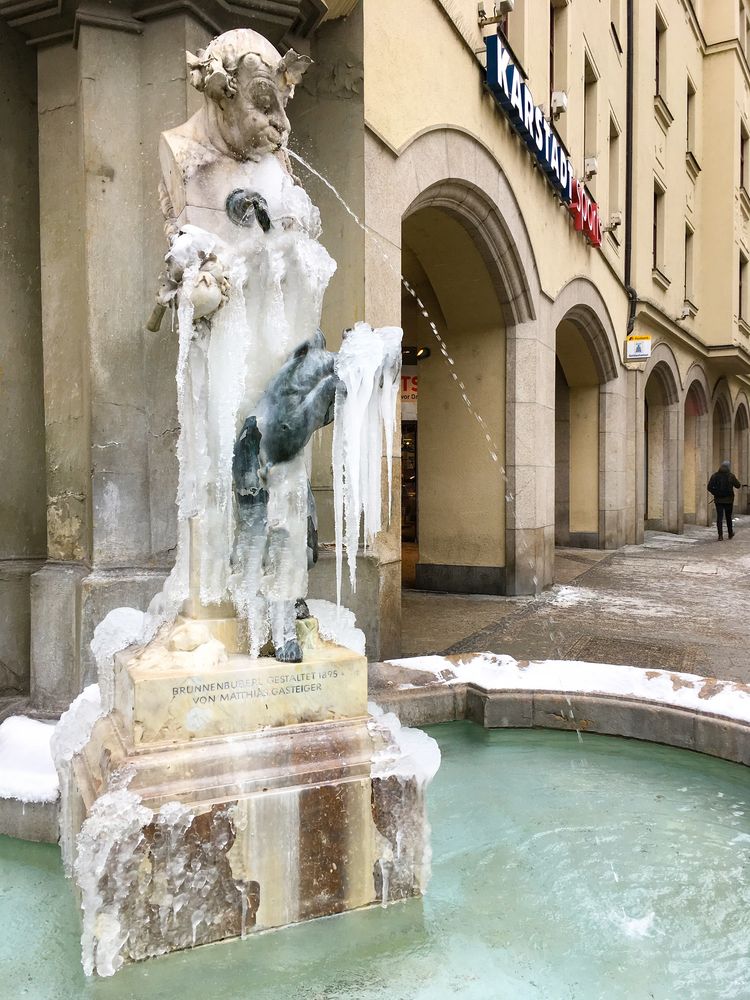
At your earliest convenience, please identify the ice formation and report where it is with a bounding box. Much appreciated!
[0,715,57,804]
[91,608,146,713]
[332,323,402,602]
[305,598,366,656]
[367,703,441,903]
[81,166,401,657]
[76,789,154,977]
[75,792,255,976]
[50,684,104,874]
[367,702,442,787]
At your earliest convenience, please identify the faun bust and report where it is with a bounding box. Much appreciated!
[159,28,312,238]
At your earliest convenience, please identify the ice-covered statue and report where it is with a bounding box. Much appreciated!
[152,28,401,662]
[52,28,438,979]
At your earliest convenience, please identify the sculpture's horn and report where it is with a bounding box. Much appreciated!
[278,50,312,88]
[186,50,205,91]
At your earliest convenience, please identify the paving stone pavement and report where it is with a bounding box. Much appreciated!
[400,517,750,684]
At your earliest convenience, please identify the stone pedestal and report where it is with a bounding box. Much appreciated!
[60,631,436,976]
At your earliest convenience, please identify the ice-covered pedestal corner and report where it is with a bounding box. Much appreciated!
[54,610,439,976]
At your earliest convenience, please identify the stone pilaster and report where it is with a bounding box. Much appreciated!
[0,22,46,700]
[29,15,213,710]
[598,377,628,548]
[504,315,555,596]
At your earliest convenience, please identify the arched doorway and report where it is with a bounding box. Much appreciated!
[644,362,680,531]
[401,206,507,593]
[733,403,749,514]
[555,320,603,547]
[683,380,709,524]
[712,394,731,471]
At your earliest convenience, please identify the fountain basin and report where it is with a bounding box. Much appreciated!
[3,723,750,999]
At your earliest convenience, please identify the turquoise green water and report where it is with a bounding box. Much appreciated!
[2,724,750,1000]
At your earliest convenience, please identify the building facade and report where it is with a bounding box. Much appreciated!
[0,0,748,713]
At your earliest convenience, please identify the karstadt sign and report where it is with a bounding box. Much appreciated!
[485,34,602,248]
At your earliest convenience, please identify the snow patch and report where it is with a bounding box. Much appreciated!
[91,608,146,712]
[51,685,104,874]
[385,652,750,727]
[0,716,57,803]
[306,598,366,655]
[367,702,441,787]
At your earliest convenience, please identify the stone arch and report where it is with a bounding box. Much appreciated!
[550,277,620,384]
[643,348,681,532]
[403,182,537,328]
[682,369,710,526]
[369,125,542,324]
[684,363,711,410]
[643,348,681,405]
[733,395,750,513]
[551,280,624,549]
[711,380,733,471]
[381,125,543,595]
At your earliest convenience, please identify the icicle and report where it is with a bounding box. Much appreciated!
[378,328,402,518]
[332,323,403,601]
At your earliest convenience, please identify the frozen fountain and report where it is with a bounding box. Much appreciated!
[51,28,439,977]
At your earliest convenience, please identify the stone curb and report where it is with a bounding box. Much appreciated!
[369,670,750,767]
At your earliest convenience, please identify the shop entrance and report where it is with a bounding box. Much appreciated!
[712,397,731,471]
[554,320,602,548]
[643,364,679,531]
[733,405,749,514]
[400,206,506,593]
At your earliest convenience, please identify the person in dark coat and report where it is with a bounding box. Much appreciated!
[707,460,741,540]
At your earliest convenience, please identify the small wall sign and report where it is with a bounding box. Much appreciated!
[625,334,652,360]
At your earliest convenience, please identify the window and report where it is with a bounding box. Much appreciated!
[584,52,598,162]
[608,115,620,224]
[548,1,569,135]
[549,4,556,101]
[655,10,667,98]
[740,252,748,321]
[741,121,749,189]
[684,225,694,304]
[610,0,622,51]
[686,77,696,153]
[498,12,509,35]
[653,182,666,273]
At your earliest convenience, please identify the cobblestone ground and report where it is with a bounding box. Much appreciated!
[400,516,750,684]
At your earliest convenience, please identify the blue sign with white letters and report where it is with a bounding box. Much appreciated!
[485,34,574,204]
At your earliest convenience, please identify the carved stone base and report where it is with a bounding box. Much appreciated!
[114,640,367,744]
[62,640,435,975]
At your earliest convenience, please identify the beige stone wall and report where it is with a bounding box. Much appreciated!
[0,23,46,697]
[363,0,627,314]
[0,24,46,561]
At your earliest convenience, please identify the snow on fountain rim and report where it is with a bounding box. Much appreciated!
[9,650,750,808]
[386,653,750,726]
[0,716,58,803]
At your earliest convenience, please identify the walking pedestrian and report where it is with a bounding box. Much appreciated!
[707,460,741,540]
